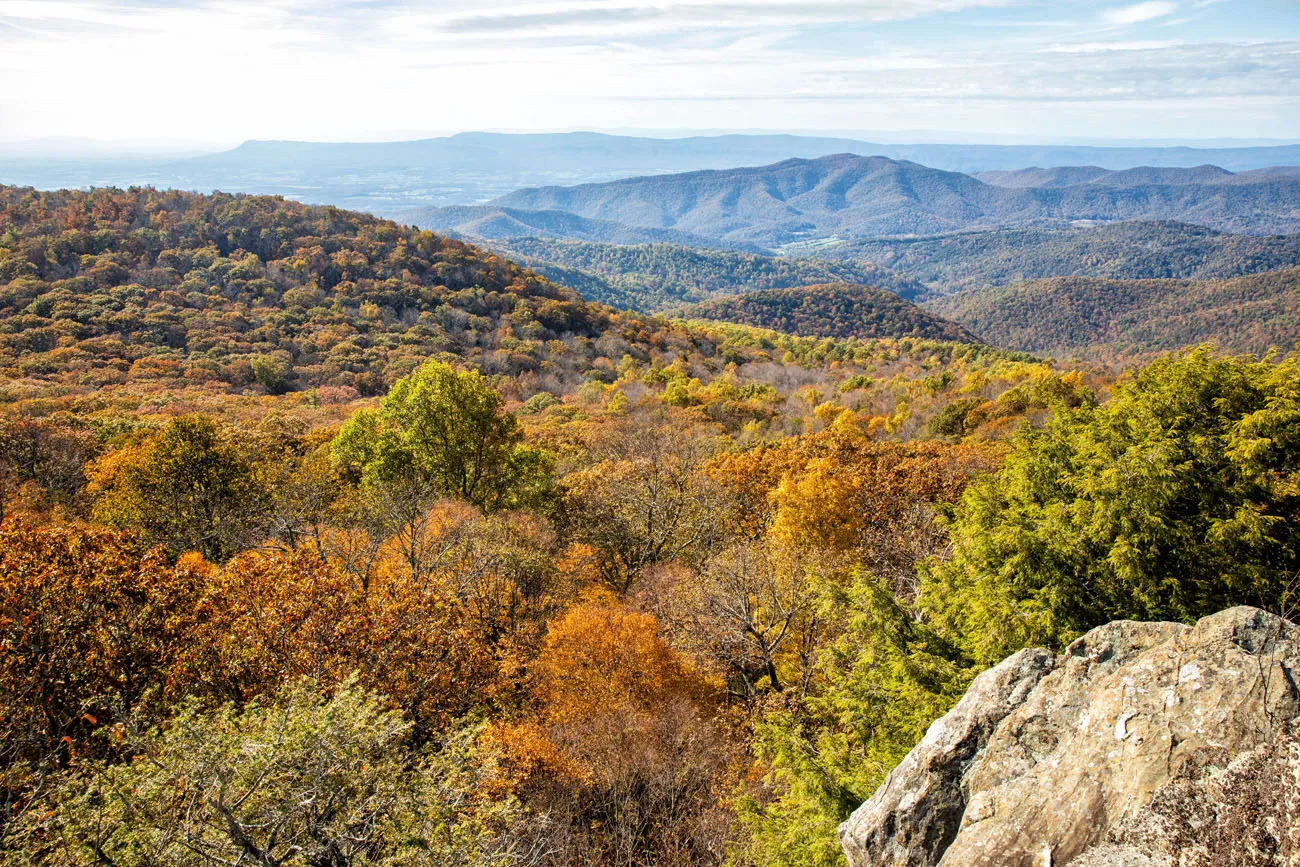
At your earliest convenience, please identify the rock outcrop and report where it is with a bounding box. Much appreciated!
[839,607,1300,867]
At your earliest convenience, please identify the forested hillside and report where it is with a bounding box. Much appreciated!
[0,184,1053,440]
[676,283,975,342]
[821,221,1300,296]
[929,268,1300,360]
[4,185,1299,867]
[0,185,601,396]
[488,238,926,310]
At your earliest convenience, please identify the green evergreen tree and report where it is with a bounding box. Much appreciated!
[924,347,1300,664]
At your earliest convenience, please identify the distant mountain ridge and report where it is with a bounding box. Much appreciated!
[489,155,1023,244]
[203,132,1300,174]
[4,131,1299,216]
[973,164,1237,188]
[488,154,1300,244]
[974,163,1300,189]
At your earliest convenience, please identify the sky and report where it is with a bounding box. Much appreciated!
[1,0,1298,147]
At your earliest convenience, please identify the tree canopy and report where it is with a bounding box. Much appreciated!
[333,361,551,511]
[676,283,977,343]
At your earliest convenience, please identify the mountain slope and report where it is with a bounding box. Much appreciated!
[821,221,1300,297]
[491,155,1300,244]
[487,239,927,311]
[675,283,977,342]
[491,155,1011,244]
[0,185,611,394]
[928,268,1300,360]
[0,185,1026,411]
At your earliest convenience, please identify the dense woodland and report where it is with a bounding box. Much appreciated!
[930,268,1300,361]
[0,184,601,396]
[2,186,1299,867]
[826,220,1300,297]
[675,283,975,343]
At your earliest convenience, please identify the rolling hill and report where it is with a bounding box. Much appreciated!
[487,155,1300,245]
[675,283,977,343]
[0,185,613,395]
[821,221,1300,297]
[927,268,1300,361]
[0,184,1027,411]
[484,239,927,311]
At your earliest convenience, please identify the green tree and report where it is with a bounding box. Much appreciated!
[6,680,529,867]
[90,415,267,561]
[333,361,551,511]
[250,353,293,394]
[923,347,1300,665]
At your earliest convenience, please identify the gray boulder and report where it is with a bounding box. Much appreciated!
[839,607,1300,867]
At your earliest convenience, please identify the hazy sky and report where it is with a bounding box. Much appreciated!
[2,0,1298,145]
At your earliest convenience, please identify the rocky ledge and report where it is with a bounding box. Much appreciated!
[839,606,1300,867]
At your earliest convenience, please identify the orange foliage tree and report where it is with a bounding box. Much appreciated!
[495,593,737,866]
[0,521,206,824]
[712,426,1001,597]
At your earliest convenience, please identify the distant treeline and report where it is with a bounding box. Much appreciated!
[676,283,976,343]
[823,221,1300,297]
[930,268,1300,361]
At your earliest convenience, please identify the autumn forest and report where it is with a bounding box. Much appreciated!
[0,181,1298,867]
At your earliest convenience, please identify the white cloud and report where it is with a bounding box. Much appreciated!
[1101,1,1179,25]
[0,0,1297,143]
